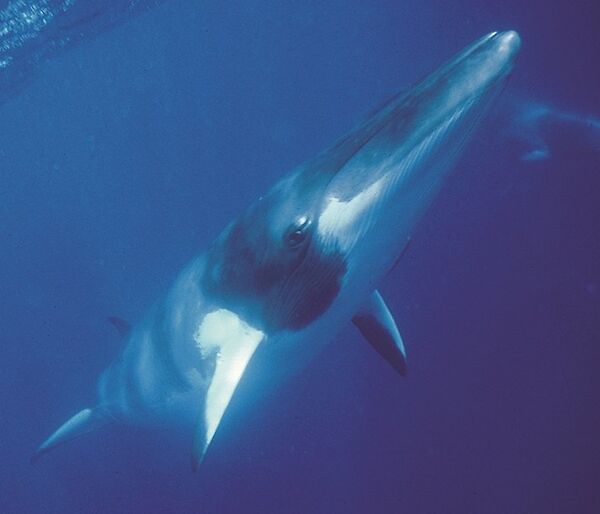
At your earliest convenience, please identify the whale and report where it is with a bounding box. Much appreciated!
[33,30,521,470]
[501,99,600,162]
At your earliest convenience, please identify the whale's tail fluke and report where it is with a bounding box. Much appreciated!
[31,407,111,464]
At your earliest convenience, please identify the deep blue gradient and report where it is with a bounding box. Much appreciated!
[1,1,599,513]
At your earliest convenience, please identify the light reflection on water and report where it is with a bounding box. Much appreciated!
[0,0,163,100]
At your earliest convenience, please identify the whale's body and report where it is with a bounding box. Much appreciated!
[35,31,521,468]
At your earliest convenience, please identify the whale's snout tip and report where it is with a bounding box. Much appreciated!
[495,30,522,57]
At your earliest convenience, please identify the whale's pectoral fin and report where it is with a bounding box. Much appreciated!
[32,406,111,464]
[191,324,265,471]
[352,290,407,376]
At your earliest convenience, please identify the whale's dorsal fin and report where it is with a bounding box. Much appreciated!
[352,290,407,376]
[107,316,131,337]
[31,407,111,464]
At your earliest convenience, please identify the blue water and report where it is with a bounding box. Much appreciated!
[1,0,599,512]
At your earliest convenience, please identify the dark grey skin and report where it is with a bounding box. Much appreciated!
[203,166,347,334]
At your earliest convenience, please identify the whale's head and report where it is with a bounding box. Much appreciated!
[203,165,347,333]
[313,31,521,286]
[204,31,521,335]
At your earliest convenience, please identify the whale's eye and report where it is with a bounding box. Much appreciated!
[285,216,311,248]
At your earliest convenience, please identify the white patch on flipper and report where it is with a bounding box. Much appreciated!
[194,309,264,448]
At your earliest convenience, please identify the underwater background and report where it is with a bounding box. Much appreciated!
[1,0,599,512]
